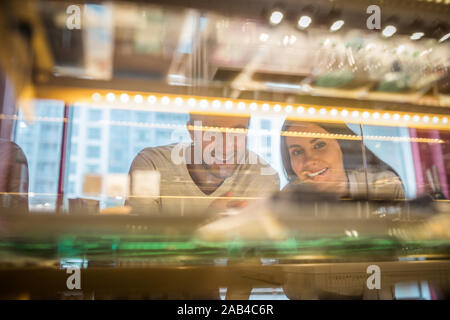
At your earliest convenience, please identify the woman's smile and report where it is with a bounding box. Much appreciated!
[305,167,328,178]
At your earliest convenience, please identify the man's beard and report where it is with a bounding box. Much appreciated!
[201,162,236,179]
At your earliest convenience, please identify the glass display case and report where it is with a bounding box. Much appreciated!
[0,0,449,300]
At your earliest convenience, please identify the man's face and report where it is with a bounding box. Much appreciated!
[188,114,250,179]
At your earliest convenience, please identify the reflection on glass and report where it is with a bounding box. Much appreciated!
[0,0,449,301]
[280,121,404,200]
[126,113,280,216]
[13,100,64,211]
[0,139,29,210]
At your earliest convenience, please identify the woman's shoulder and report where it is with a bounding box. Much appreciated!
[349,168,399,182]
[348,169,404,199]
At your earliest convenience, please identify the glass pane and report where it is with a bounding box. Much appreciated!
[1,0,450,301]
[408,127,450,199]
[279,120,369,199]
[65,105,191,209]
[13,100,65,211]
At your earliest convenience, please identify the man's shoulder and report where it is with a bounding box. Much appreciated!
[131,143,186,170]
[137,143,180,158]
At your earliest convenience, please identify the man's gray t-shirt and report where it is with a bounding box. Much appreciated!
[126,143,280,216]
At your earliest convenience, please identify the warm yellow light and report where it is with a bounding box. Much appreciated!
[92,93,101,101]
[106,92,115,102]
[187,98,196,107]
[174,97,184,106]
[238,102,247,110]
[134,95,143,104]
[148,95,157,104]
[120,93,129,103]
[212,100,221,109]
[199,99,209,109]
[160,96,169,105]
[34,87,450,130]
[225,101,233,109]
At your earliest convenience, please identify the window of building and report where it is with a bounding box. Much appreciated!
[86,146,101,158]
[13,100,64,211]
[86,164,100,173]
[88,109,102,121]
[88,127,101,140]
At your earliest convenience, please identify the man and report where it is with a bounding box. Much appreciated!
[126,113,279,216]
[0,139,29,211]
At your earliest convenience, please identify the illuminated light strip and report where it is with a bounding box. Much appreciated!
[0,114,68,123]
[280,130,444,143]
[86,92,450,130]
[32,87,450,130]
[4,113,445,144]
[92,119,450,144]
[187,124,247,134]
[364,136,444,143]
[107,121,444,143]
[0,192,59,196]
[281,131,362,141]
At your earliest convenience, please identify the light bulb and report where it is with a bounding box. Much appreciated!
[106,93,116,102]
[330,20,344,32]
[134,95,143,104]
[270,11,283,25]
[382,25,397,37]
[120,93,129,103]
[298,16,312,29]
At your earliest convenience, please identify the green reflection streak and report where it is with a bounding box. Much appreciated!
[2,233,449,263]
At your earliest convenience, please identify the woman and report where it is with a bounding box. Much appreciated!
[280,120,404,200]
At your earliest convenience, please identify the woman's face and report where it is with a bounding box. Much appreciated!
[285,123,348,195]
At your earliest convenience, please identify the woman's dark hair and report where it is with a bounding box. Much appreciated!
[280,120,400,182]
